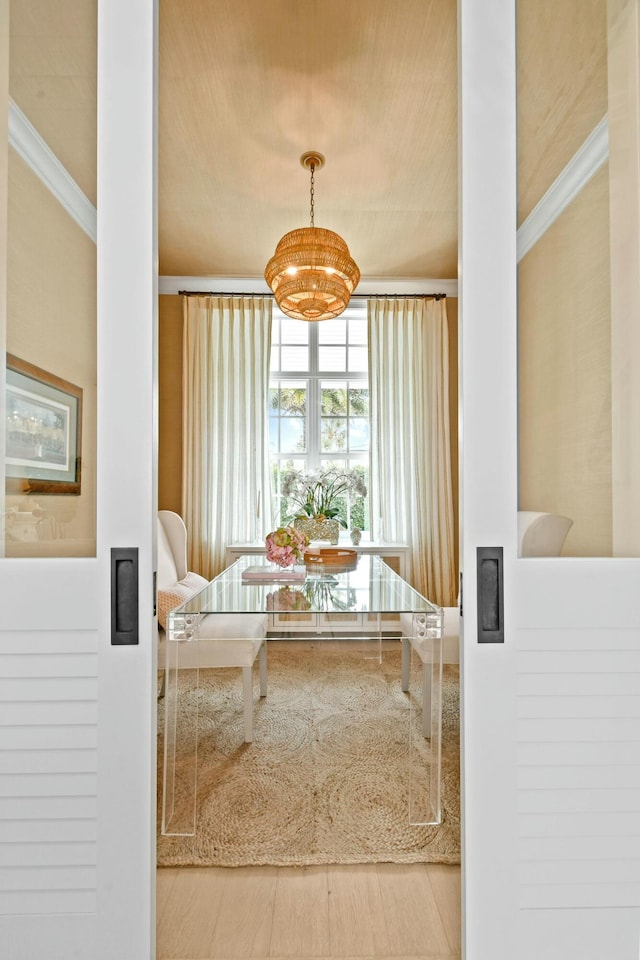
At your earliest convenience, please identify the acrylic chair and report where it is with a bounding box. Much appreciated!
[157,510,267,742]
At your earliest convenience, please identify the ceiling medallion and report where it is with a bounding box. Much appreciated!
[264,152,360,322]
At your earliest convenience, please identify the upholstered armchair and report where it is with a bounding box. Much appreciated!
[518,511,573,557]
[157,510,268,742]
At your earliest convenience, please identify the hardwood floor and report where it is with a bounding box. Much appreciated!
[156,862,461,959]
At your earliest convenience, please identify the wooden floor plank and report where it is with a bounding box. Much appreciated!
[269,865,331,957]
[209,866,278,958]
[426,864,461,956]
[327,864,391,957]
[156,866,227,959]
[376,864,451,957]
[156,866,178,916]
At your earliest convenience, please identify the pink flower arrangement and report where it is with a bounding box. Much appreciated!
[265,525,309,568]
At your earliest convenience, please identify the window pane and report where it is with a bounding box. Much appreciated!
[316,460,370,533]
[348,346,368,372]
[319,317,346,343]
[272,457,308,525]
[281,346,309,371]
[349,386,369,416]
[269,416,279,452]
[272,458,307,493]
[349,418,370,451]
[321,418,347,451]
[350,463,370,533]
[270,344,279,372]
[319,345,346,371]
[348,318,367,344]
[280,417,306,453]
[268,386,280,413]
[280,384,307,417]
[321,457,348,472]
[321,383,347,416]
[280,317,309,345]
[280,457,307,473]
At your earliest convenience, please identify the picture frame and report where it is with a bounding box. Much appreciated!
[5,354,82,495]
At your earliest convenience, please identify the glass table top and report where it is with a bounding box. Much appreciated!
[168,553,440,620]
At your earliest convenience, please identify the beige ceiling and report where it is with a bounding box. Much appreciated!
[9,0,608,283]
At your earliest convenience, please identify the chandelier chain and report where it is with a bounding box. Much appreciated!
[309,162,315,228]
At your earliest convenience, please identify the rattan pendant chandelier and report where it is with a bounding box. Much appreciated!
[264,152,360,322]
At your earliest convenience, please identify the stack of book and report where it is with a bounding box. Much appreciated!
[241,564,306,583]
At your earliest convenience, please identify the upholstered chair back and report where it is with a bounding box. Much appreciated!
[157,510,189,588]
[518,511,573,557]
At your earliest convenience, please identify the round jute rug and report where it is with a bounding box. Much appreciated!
[157,641,460,867]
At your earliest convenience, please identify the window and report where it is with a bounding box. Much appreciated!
[269,303,370,533]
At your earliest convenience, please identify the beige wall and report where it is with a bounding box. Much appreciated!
[158,294,460,575]
[518,164,612,556]
[5,152,96,557]
[608,0,640,556]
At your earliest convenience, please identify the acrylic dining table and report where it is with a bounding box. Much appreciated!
[161,553,444,836]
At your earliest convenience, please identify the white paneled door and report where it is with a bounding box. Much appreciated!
[459,1,640,957]
[0,1,157,957]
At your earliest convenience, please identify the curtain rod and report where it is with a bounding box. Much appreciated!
[177,291,446,300]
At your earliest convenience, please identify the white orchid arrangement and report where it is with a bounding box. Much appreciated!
[281,466,367,528]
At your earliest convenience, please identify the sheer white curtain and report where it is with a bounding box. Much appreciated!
[182,295,273,579]
[368,297,456,606]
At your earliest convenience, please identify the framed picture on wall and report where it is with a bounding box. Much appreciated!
[5,354,82,495]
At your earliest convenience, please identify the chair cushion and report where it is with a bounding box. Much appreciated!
[157,633,264,670]
[157,571,209,629]
[157,616,267,669]
[198,611,268,640]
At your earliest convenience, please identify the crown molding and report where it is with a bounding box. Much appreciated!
[357,277,459,296]
[8,98,97,243]
[158,276,459,297]
[517,115,609,262]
